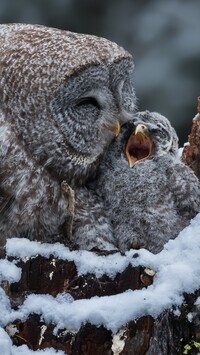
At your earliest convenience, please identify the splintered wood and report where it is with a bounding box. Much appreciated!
[182,97,200,179]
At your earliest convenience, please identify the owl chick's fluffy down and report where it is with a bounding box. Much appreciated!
[84,111,200,254]
[0,23,136,255]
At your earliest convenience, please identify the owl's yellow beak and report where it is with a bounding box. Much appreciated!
[125,124,153,167]
[112,120,121,136]
[103,120,120,136]
[135,124,149,136]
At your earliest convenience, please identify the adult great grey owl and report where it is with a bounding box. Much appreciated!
[0,23,136,254]
[86,111,200,253]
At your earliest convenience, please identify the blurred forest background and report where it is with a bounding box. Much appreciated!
[0,0,199,145]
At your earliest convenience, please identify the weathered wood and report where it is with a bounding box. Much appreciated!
[4,255,154,354]
[182,97,200,179]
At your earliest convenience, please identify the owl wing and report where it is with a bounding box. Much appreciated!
[167,161,200,218]
[0,189,15,220]
[73,187,117,251]
[0,186,15,257]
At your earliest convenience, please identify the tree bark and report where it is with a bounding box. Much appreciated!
[182,96,200,180]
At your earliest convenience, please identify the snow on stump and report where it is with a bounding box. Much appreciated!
[2,239,200,355]
[4,254,154,354]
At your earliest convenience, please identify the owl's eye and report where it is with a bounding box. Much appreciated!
[76,97,100,109]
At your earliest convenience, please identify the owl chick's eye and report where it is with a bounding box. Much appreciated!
[76,97,100,109]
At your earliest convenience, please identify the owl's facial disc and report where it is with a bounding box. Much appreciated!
[125,124,153,167]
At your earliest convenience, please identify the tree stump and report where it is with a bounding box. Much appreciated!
[182,96,200,179]
[4,255,154,354]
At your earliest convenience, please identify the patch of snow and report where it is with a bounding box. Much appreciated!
[49,271,54,280]
[187,312,193,323]
[55,293,74,304]
[0,327,12,355]
[38,325,47,346]
[0,259,21,283]
[195,297,200,306]
[6,324,18,337]
[0,327,65,354]
[112,328,126,355]
[12,346,65,355]
[6,238,129,279]
[173,308,181,317]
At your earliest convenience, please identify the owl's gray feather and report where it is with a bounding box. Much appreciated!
[88,111,200,253]
[73,187,116,251]
[0,23,136,254]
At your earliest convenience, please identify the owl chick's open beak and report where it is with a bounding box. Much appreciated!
[125,124,153,167]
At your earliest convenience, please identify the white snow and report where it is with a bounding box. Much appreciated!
[111,328,126,355]
[0,259,21,283]
[0,327,65,355]
[6,238,129,279]
[1,212,200,353]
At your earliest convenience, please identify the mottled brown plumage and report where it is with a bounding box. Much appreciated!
[0,23,136,254]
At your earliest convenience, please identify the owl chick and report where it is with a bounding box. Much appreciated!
[90,111,200,253]
[0,23,136,254]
